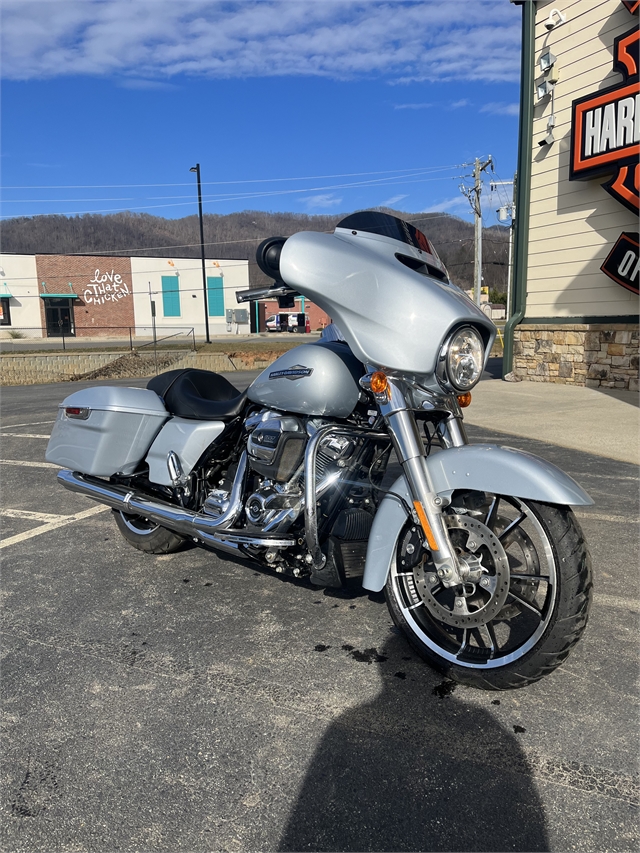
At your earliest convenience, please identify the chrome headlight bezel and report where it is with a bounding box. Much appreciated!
[436,326,485,393]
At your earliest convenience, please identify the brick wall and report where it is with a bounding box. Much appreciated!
[36,255,134,337]
[513,324,639,391]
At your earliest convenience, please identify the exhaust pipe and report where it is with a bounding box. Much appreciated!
[57,460,295,553]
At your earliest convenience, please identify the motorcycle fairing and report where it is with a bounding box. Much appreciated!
[278,229,496,381]
[362,444,593,592]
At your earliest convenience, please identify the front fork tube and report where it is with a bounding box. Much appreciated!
[385,408,465,586]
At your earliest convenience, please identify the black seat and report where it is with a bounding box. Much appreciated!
[147,368,247,420]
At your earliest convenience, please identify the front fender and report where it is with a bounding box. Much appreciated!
[362,443,592,593]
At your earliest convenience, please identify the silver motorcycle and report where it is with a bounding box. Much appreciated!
[47,211,593,690]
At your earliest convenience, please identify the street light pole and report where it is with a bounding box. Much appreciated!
[190,163,210,343]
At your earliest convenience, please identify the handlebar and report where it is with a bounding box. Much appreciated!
[235,284,298,304]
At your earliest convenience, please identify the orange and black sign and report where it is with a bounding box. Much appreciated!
[570,11,639,214]
[601,232,639,294]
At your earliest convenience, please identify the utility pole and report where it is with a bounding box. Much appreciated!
[493,172,517,320]
[460,155,493,306]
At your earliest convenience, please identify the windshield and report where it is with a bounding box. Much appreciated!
[336,211,435,255]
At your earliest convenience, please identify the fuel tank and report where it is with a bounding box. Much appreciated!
[247,341,364,417]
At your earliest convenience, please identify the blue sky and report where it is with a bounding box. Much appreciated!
[0,0,521,225]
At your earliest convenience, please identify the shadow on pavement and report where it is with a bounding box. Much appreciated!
[278,636,548,853]
[482,356,503,380]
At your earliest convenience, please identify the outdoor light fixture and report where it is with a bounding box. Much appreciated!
[538,110,556,147]
[536,79,555,100]
[539,50,557,72]
[544,9,566,30]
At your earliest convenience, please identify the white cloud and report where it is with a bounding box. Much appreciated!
[118,78,179,90]
[394,103,432,110]
[421,195,470,214]
[0,1,521,83]
[380,194,408,206]
[303,193,343,210]
[449,99,469,109]
[480,102,519,116]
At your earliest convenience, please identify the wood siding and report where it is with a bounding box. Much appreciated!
[526,0,639,319]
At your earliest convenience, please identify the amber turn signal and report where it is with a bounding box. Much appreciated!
[457,392,472,408]
[413,501,439,551]
[370,371,389,394]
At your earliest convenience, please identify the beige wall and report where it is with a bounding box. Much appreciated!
[0,254,43,337]
[526,0,639,319]
[130,256,250,338]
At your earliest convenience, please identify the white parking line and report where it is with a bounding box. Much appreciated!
[595,593,640,613]
[0,505,110,549]
[1,509,67,522]
[0,433,51,439]
[0,421,55,428]
[575,512,629,523]
[0,460,60,469]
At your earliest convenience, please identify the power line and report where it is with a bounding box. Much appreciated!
[0,163,471,191]
[0,172,466,220]
[2,168,451,202]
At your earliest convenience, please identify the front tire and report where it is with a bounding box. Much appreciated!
[385,496,592,690]
[113,510,186,554]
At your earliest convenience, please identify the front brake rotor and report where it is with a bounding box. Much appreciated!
[413,515,510,628]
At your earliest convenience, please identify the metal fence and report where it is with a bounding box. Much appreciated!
[0,326,197,352]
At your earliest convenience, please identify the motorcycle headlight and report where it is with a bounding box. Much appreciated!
[437,327,485,392]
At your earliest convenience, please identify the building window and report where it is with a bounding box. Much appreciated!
[161,275,181,317]
[207,276,224,317]
[0,298,11,326]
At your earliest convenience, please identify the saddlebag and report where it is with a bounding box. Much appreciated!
[46,386,169,477]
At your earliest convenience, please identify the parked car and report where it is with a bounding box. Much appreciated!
[265,313,309,332]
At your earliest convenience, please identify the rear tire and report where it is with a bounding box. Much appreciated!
[385,497,592,690]
[113,510,186,554]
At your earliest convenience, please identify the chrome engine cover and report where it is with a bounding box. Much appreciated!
[247,414,306,483]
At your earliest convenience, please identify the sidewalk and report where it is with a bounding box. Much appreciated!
[466,378,639,465]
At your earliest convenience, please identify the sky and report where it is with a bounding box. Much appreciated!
[0,0,521,228]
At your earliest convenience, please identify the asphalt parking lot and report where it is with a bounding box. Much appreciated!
[1,372,638,852]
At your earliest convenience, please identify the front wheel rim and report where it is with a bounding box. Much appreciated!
[391,496,558,669]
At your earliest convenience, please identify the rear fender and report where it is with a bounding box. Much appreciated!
[362,443,592,593]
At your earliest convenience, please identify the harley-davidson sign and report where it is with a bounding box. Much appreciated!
[570,23,639,212]
[570,2,639,294]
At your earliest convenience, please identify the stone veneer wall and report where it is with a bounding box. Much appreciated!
[513,324,639,391]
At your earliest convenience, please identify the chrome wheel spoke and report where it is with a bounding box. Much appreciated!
[485,621,498,656]
[485,495,500,531]
[471,625,496,654]
[498,512,527,544]
[507,588,543,618]
[511,571,550,580]
[456,629,470,659]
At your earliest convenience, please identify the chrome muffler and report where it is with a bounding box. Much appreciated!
[57,455,295,554]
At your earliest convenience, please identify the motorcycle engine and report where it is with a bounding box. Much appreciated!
[247,414,306,482]
[242,412,308,532]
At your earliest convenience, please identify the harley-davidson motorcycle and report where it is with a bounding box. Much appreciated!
[47,211,593,690]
